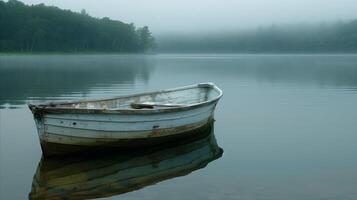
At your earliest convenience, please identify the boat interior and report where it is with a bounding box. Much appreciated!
[51,84,221,110]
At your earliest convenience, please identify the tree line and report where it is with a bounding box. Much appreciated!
[0,0,155,53]
[157,21,357,53]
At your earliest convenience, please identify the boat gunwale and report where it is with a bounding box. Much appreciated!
[28,82,223,115]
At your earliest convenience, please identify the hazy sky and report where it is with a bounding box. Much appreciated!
[20,0,357,34]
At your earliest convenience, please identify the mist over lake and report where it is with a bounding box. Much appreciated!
[2,54,357,199]
[1,0,357,199]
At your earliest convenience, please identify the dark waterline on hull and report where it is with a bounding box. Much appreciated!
[1,54,357,199]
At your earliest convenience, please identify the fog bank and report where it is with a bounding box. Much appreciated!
[19,0,357,34]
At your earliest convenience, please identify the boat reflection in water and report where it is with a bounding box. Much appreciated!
[29,122,223,200]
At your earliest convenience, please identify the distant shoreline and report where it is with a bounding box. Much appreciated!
[0,0,155,53]
[1,52,357,56]
[0,52,157,56]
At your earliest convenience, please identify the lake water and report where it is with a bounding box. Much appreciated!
[1,54,357,200]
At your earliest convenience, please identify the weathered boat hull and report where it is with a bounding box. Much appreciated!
[40,118,215,156]
[29,128,223,200]
[29,83,223,156]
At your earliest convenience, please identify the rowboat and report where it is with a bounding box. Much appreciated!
[29,127,223,199]
[28,82,223,156]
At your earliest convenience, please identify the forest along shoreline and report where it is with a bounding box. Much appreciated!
[0,0,155,53]
[2,0,357,54]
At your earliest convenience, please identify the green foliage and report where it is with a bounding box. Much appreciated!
[136,26,155,51]
[0,0,154,53]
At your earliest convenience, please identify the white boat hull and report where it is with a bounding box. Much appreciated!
[29,83,223,156]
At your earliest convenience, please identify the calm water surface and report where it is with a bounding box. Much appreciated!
[1,54,357,199]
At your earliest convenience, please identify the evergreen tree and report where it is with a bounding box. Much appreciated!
[0,0,155,53]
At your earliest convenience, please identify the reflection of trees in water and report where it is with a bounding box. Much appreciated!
[0,55,154,106]
[2,55,357,106]
[157,55,357,88]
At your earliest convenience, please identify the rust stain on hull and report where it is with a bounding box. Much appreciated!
[28,83,223,157]
[41,120,214,157]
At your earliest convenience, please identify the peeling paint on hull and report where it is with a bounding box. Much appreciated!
[29,83,223,156]
[41,119,214,156]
